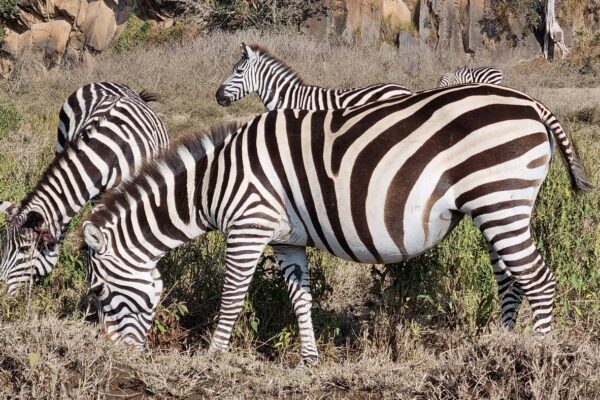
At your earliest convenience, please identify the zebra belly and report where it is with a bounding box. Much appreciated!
[275,202,461,264]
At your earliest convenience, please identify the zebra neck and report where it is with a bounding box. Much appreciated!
[19,151,101,240]
[257,62,303,110]
[17,200,71,240]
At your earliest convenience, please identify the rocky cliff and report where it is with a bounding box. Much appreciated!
[0,0,599,77]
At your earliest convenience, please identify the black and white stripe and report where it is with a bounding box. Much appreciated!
[0,83,168,294]
[83,84,591,365]
[438,67,503,87]
[216,43,413,111]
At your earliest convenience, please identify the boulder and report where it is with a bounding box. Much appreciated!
[81,0,117,51]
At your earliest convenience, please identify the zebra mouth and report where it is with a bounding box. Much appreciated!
[216,96,231,107]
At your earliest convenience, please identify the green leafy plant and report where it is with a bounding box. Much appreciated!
[116,14,151,53]
[0,105,21,138]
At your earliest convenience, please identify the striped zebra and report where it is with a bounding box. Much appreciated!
[0,83,169,294]
[216,43,413,111]
[438,67,503,87]
[82,83,591,365]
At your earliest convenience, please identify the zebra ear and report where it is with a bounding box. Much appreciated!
[83,222,105,251]
[241,43,257,61]
[0,200,18,221]
[22,211,45,231]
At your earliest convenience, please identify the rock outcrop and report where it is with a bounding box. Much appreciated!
[0,0,174,77]
[303,0,600,62]
[1,0,599,77]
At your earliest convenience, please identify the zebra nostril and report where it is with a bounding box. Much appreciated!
[215,87,231,107]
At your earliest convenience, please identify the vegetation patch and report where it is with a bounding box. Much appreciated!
[0,104,20,138]
[116,13,151,52]
[208,0,326,32]
[479,0,544,46]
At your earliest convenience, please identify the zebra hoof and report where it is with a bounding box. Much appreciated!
[298,355,319,368]
[207,342,229,356]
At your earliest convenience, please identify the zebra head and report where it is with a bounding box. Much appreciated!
[83,221,163,348]
[0,202,59,294]
[216,43,261,107]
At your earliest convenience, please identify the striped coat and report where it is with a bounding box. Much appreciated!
[83,84,591,365]
[0,83,168,294]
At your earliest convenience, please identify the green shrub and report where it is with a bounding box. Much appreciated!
[0,105,21,138]
[116,14,151,52]
[0,0,17,19]
[208,0,326,32]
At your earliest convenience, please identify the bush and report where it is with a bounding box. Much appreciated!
[116,14,151,52]
[0,105,21,138]
[208,0,326,32]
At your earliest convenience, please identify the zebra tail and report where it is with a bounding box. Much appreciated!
[536,101,594,191]
[138,90,161,103]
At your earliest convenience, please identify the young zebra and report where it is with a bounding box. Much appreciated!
[0,83,169,294]
[215,43,413,111]
[82,84,591,365]
[438,67,503,87]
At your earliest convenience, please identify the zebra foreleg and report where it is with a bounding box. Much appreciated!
[209,234,270,354]
[272,245,318,366]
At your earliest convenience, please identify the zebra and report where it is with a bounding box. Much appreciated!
[215,43,413,111]
[438,67,503,87]
[0,83,169,295]
[217,46,553,333]
[82,83,591,365]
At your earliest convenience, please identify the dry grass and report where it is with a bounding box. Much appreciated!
[0,29,599,398]
[0,316,597,399]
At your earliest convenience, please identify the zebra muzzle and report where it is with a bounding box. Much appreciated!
[215,87,231,107]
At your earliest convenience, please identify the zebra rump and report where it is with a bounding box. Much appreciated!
[438,67,504,87]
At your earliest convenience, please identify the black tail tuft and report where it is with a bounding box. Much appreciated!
[568,152,595,192]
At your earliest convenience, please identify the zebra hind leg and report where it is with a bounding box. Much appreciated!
[271,245,318,366]
[489,246,524,331]
[477,218,555,334]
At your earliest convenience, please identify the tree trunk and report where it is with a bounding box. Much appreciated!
[544,0,570,60]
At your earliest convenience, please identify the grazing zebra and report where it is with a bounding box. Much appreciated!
[218,46,524,331]
[82,83,591,365]
[438,67,503,87]
[216,43,413,111]
[0,83,169,294]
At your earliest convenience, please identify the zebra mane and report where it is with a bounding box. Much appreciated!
[138,90,161,103]
[248,44,305,85]
[85,121,241,230]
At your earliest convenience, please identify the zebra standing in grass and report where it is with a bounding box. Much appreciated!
[0,83,169,294]
[217,44,557,332]
[82,83,591,365]
[438,67,503,87]
[216,43,413,110]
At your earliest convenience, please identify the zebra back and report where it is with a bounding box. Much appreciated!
[438,67,503,87]
[56,82,159,154]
